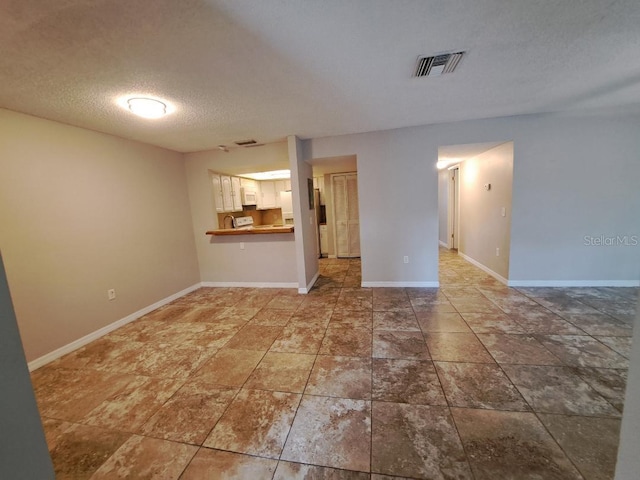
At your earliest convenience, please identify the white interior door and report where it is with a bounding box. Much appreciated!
[332,173,360,258]
[346,174,360,256]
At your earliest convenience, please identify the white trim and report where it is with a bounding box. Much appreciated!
[439,240,448,248]
[28,283,202,371]
[458,251,508,285]
[361,281,440,288]
[298,270,320,294]
[328,255,338,259]
[201,281,298,289]
[508,279,640,287]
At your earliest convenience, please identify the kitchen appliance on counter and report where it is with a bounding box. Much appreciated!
[234,216,254,228]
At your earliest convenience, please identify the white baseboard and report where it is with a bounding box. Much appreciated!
[28,283,202,372]
[458,252,508,285]
[201,281,298,289]
[298,270,321,294]
[328,255,337,259]
[508,279,640,287]
[361,281,440,288]
[439,240,449,248]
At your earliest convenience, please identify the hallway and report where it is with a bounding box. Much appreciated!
[31,249,636,479]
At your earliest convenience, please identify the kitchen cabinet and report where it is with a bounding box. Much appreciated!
[221,175,233,211]
[275,180,286,207]
[212,173,243,213]
[260,181,277,209]
[231,176,242,211]
[273,179,292,207]
[211,174,224,213]
[256,179,292,209]
[240,177,258,191]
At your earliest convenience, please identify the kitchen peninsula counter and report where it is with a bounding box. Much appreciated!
[206,225,294,236]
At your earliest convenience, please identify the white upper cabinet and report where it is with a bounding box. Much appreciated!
[239,177,258,191]
[260,181,277,209]
[220,175,233,211]
[213,174,244,213]
[212,174,224,214]
[274,180,286,207]
[230,176,242,211]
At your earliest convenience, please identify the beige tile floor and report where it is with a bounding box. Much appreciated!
[32,248,637,479]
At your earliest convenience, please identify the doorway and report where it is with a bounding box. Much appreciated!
[332,172,360,258]
[437,141,514,284]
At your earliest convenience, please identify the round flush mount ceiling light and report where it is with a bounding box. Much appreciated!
[126,97,168,119]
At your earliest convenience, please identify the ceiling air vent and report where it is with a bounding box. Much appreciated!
[234,139,257,146]
[414,51,464,77]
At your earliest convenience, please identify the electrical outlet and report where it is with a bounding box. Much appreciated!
[107,289,116,300]
[403,256,409,264]
[496,248,500,256]
[240,242,245,250]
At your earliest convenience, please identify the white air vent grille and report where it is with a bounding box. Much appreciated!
[414,51,464,77]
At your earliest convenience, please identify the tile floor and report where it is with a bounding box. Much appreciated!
[32,248,637,479]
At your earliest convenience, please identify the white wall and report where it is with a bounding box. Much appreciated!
[438,169,449,246]
[459,143,513,281]
[307,129,444,287]
[183,142,297,286]
[290,136,319,291]
[308,111,640,286]
[0,109,201,362]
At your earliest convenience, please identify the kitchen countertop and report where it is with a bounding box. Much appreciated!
[206,225,294,236]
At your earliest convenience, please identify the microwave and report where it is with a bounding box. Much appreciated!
[241,188,258,205]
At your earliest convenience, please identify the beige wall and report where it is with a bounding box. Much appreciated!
[0,109,200,361]
[183,142,297,285]
[459,142,514,280]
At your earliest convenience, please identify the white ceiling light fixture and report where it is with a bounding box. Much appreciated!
[126,97,168,119]
[241,170,291,181]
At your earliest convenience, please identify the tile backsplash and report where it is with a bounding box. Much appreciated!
[217,208,283,228]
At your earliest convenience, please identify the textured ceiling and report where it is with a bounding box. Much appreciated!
[1,0,640,153]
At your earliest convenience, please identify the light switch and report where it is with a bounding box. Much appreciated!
[501,207,506,217]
